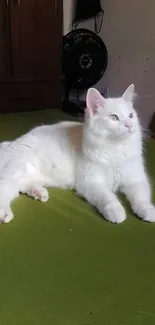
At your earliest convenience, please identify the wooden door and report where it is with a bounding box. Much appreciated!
[0,0,11,80]
[10,0,62,81]
[0,0,62,111]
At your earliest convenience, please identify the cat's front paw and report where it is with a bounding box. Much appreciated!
[0,207,14,224]
[102,201,126,224]
[137,204,155,222]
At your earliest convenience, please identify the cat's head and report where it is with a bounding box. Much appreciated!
[85,84,140,140]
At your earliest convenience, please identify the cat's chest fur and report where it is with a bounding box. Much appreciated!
[81,135,142,191]
[84,137,140,166]
[95,143,132,164]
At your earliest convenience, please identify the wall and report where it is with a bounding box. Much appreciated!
[63,0,74,35]
[63,0,155,127]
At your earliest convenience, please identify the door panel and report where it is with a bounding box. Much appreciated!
[10,0,62,81]
[0,0,62,111]
[0,0,11,80]
[0,80,61,112]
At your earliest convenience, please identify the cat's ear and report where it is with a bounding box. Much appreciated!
[122,84,135,102]
[86,88,106,116]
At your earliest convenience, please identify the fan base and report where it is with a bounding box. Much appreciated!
[62,100,85,117]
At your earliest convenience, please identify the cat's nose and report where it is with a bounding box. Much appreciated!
[125,120,132,128]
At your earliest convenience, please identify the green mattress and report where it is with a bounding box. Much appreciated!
[0,109,155,325]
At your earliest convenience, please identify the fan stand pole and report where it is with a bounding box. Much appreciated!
[62,80,84,117]
[64,81,71,102]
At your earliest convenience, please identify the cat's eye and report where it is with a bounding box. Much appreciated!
[109,114,119,121]
[129,113,133,118]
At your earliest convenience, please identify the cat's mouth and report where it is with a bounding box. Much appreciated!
[126,125,132,133]
[125,125,135,135]
[120,127,135,139]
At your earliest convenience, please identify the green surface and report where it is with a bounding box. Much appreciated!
[0,109,155,325]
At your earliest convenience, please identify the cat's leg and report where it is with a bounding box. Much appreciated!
[122,181,155,222]
[0,180,19,223]
[21,185,49,202]
[21,175,74,202]
[77,182,126,223]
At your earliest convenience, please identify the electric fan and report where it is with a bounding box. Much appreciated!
[62,28,108,115]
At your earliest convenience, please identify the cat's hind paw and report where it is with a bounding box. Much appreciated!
[27,186,49,202]
[0,207,14,224]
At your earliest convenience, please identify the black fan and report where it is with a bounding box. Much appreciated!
[62,28,108,116]
[63,28,108,90]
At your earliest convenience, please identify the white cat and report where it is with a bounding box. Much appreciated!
[0,84,154,224]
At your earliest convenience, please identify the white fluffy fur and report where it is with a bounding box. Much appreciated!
[0,84,155,224]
